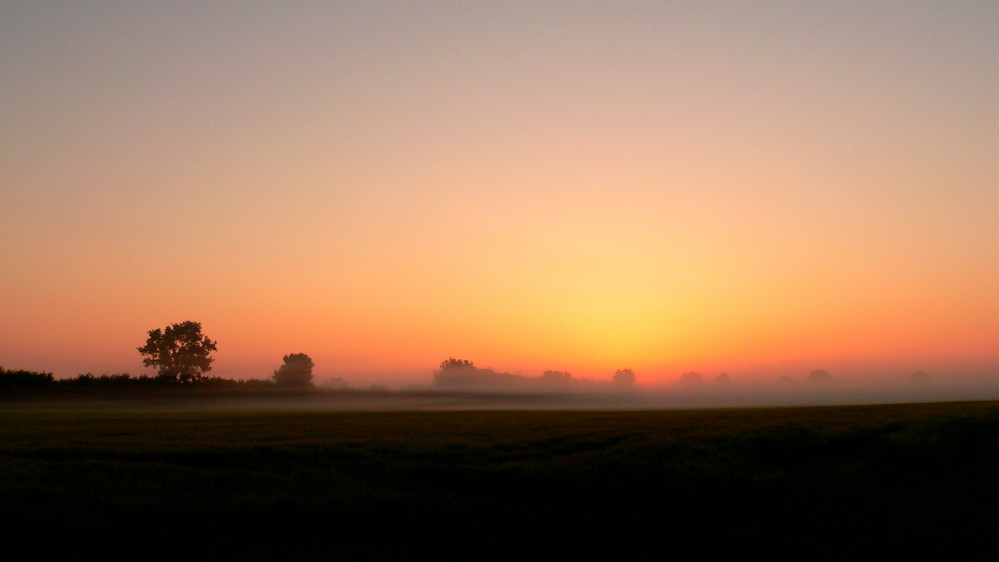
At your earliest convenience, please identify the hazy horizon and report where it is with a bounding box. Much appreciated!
[3,2,998,390]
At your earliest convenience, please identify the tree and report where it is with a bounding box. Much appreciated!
[274,353,315,387]
[541,370,573,383]
[537,369,574,390]
[433,358,478,387]
[613,368,636,386]
[137,321,217,383]
[439,358,475,371]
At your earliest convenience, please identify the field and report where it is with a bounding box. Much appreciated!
[2,401,998,560]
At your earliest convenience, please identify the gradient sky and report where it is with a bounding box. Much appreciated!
[2,1,998,386]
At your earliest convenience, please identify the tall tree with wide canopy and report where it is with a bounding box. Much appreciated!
[138,321,217,383]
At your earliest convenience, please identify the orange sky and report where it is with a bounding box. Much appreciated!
[2,2,998,386]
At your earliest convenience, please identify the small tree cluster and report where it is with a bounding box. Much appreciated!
[613,368,636,386]
[439,358,475,371]
[541,370,573,383]
[434,358,481,387]
[274,353,315,388]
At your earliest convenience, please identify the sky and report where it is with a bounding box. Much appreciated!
[2,1,998,387]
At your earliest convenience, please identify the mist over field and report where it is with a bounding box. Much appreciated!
[14,371,995,413]
[357,361,999,410]
[6,346,999,412]
[639,372,999,409]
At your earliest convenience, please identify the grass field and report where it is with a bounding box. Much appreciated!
[2,401,998,560]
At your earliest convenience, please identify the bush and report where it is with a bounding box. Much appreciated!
[273,354,315,388]
[0,367,54,389]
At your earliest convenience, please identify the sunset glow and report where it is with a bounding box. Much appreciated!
[2,2,998,386]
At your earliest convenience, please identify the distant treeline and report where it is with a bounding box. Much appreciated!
[0,367,55,388]
[0,367,284,394]
[433,358,636,392]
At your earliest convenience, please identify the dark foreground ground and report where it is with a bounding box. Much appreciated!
[1,401,998,561]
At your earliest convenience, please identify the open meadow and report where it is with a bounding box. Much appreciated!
[2,400,998,560]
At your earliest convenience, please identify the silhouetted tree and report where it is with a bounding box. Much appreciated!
[910,370,932,383]
[0,367,54,389]
[434,357,483,387]
[536,369,574,390]
[714,372,730,383]
[541,370,573,382]
[274,353,315,388]
[439,358,475,371]
[137,321,217,383]
[613,368,636,386]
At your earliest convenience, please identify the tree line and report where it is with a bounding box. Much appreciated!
[137,321,315,387]
[433,357,638,391]
[2,320,938,395]
[1,321,316,392]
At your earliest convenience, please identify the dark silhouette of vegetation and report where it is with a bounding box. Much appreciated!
[433,358,480,387]
[0,367,54,389]
[434,360,582,391]
[273,353,315,387]
[137,321,217,383]
[0,370,294,400]
[433,358,528,389]
[439,358,475,371]
[434,359,643,391]
[59,372,157,387]
[540,369,573,383]
[613,368,636,386]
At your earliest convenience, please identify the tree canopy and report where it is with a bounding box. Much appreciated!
[613,368,636,386]
[274,353,315,387]
[438,358,475,371]
[137,321,217,383]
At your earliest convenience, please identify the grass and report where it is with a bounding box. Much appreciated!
[2,402,998,560]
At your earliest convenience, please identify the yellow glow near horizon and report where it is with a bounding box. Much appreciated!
[2,3,998,385]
